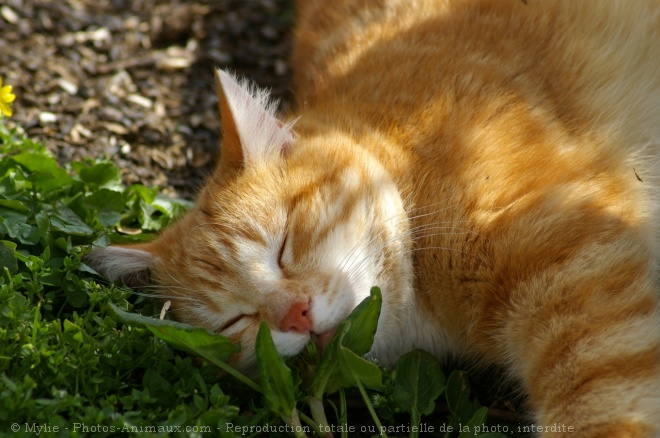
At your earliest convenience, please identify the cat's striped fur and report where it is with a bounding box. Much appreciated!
[89,0,660,435]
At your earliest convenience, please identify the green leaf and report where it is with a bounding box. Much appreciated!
[78,162,122,189]
[0,199,30,213]
[339,347,383,390]
[84,188,125,211]
[458,407,488,438]
[127,184,157,204]
[446,370,481,422]
[311,287,383,396]
[0,208,40,245]
[35,210,51,239]
[65,284,89,308]
[152,194,194,217]
[255,322,297,420]
[50,204,95,236]
[143,369,174,405]
[0,240,17,274]
[340,286,382,355]
[62,319,84,342]
[84,189,125,227]
[392,349,445,419]
[10,151,75,193]
[109,303,239,364]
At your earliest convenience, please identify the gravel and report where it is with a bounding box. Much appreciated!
[1,0,294,198]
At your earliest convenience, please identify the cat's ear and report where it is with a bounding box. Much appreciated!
[214,69,297,173]
[84,245,154,287]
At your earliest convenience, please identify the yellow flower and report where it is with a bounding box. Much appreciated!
[0,78,16,117]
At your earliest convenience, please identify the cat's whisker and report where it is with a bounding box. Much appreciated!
[135,287,202,303]
[338,201,488,269]
[376,200,462,232]
[333,220,381,279]
[158,268,215,304]
[345,226,490,288]
[332,207,482,291]
[89,274,201,304]
[407,224,491,241]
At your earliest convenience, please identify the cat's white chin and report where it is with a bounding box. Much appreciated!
[271,330,311,357]
[271,325,340,358]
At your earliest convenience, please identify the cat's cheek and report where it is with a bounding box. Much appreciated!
[310,273,359,334]
[270,330,310,357]
[311,292,353,334]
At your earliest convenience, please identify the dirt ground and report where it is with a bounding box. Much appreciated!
[1,0,294,198]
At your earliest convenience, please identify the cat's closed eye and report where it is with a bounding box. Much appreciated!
[277,234,288,270]
[193,258,223,274]
[216,314,244,333]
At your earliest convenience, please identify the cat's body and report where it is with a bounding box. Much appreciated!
[89,0,660,435]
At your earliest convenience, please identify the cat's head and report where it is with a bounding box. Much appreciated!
[87,70,413,372]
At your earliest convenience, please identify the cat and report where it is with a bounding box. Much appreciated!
[87,0,660,436]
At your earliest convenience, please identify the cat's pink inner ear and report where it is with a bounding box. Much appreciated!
[215,70,245,169]
[85,245,154,287]
[215,69,297,165]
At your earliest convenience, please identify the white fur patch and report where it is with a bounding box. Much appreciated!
[217,69,297,164]
[85,246,153,283]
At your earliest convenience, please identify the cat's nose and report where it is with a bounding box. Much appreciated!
[280,301,313,333]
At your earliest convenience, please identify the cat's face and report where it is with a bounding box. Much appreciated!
[88,70,413,372]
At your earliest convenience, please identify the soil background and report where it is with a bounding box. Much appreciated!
[1,0,294,198]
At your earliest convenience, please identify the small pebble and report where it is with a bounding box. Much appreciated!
[1,6,19,24]
[127,94,153,108]
[39,112,58,124]
[57,78,79,95]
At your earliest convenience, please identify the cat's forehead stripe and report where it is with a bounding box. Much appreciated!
[289,194,366,264]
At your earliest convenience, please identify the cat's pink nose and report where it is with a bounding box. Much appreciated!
[280,301,313,333]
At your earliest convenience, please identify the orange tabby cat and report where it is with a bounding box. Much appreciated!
[88,0,660,435]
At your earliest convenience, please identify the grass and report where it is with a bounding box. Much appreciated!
[0,119,528,437]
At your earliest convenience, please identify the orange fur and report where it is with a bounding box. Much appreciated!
[88,0,660,435]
